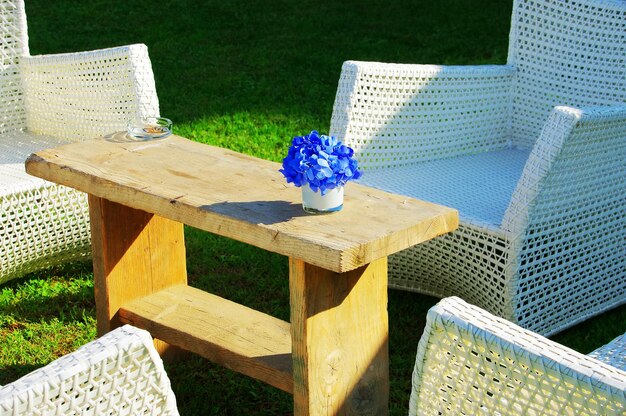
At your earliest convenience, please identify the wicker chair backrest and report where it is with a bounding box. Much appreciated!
[508,0,626,148]
[0,0,28,133]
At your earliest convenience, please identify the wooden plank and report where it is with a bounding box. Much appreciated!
[89,195,187,355]
[289,257,389,415]
[118,284,293,393]
[26,135,458,273]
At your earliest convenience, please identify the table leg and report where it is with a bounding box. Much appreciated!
[88,195,187,350]
[289,257,389,415]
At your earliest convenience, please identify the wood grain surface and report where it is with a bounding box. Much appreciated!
[119,284,293,393]
[26,134,458,273]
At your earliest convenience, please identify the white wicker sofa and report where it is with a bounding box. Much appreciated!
[330,0,626,336]
[0,1,159,284]
[410,297,626,415]
[0,325,179,415]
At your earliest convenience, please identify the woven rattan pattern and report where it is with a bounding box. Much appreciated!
[509,0,626,147]
[330,0,626,336]
[0,325,179,415]
[590,333,626,371]
[0,0,29,134]
[409,297,626,415]
[0,0,159,284]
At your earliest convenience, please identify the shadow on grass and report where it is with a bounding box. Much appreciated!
[164,355,293,416]
[0,292,95,325]
[0,272,95,325]
[0,262,97,386]
[0,364,44,385]
[24,0,514,129]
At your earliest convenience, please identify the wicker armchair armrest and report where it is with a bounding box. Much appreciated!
[20,44,159,142]
[330,61,515,170]
[0,325,179,415]
[410,297,626,415]
[502,104,626,235]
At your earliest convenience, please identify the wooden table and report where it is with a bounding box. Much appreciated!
[26,133,458,415]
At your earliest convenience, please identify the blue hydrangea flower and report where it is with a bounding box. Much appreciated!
[279,131,362,195]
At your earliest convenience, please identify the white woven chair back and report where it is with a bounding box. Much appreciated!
[508,0,626,148]
[330,63,514,171]
[1,0,159,142]
[0,0,29,134]
[21,45,159,142]
[0,2,160,284]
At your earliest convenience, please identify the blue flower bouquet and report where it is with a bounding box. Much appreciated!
[280,130,361,213]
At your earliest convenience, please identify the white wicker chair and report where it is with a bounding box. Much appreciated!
[410,296,626,415]
[330,0,626,336]
[0,1,159,284]
[0,325,179,415]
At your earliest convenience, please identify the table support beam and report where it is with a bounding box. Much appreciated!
[88,195,187,353]
[119,285,293,393]
[289,257,389,416]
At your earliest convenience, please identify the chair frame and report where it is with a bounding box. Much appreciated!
[409,297,626,415]
[0,1,160,284]
[330,0,626,336]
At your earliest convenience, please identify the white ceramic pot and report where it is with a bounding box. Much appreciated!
[301,184,344,214]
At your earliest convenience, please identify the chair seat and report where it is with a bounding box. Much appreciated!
[358,147,531,227]
[588,333,626,372]
[0,130,91,283]
[0,130,71,197]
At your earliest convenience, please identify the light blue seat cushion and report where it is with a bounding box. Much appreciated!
[357,147,531,227]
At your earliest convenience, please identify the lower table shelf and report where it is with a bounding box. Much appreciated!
[118,284,293,393]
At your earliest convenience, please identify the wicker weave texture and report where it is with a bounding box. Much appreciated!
[1,131,91,281]
[506,106,626,334]
[329,0,626,336]
[331,63,514,170]
[0,183,90,281]
[0,325,179,415]
[0,0,28,134]
[508,0,626,147]
[590,334,626,372]
[357,147,530,227]
[388,223,518,322]
[21,44,158,142]
[0,0,160,285]
[409,297,626,416]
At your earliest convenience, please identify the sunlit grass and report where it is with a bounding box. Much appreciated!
[0,265,96,382]
[175,112,316,163]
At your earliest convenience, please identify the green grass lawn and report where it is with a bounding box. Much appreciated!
[2,1,625,414]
